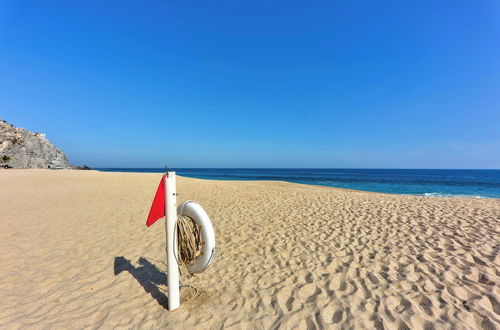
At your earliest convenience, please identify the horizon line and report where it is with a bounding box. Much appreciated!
[94,167,500,170]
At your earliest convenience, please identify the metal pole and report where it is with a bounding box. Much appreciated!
[165,171,180,310]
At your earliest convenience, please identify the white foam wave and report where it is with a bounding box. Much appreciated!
[421,192,491,198]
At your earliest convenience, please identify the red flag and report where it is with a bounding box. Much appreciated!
[146,175,166,227]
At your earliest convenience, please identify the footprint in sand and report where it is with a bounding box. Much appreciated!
[321,304,343,324]
[298,283,320,302]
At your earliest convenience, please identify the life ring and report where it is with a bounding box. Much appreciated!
[177,201,216,273]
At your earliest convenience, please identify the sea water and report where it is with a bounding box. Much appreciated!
[97,168,500,198]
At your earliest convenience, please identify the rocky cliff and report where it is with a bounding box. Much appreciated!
[0,118,71,169]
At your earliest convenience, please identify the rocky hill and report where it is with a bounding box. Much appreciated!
[0,118,71,169]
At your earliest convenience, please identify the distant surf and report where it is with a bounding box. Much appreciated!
[421,192,491,198]
[96,168,500,199]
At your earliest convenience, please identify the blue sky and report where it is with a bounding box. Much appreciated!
[1,0,499,168]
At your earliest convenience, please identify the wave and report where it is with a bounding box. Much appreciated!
[420,192,492,198]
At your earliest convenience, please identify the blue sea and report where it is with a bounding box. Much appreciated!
[96,168,500,199]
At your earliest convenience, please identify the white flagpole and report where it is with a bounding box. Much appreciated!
[165,171,180,311]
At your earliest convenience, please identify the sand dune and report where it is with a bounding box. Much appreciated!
[1,170,499,329]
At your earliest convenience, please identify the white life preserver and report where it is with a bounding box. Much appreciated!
[177,201,216,274]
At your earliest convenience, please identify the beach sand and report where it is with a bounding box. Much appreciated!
[1,169,499,329]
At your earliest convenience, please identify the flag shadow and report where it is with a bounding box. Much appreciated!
[114,256,168,309]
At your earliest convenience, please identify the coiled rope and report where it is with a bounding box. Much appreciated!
[175,201,203,276]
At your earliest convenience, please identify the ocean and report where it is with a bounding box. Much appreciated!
[96,168,500,199]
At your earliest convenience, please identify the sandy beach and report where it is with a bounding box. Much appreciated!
[0,169,499,329]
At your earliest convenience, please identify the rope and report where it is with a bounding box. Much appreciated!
[174,201,203,277]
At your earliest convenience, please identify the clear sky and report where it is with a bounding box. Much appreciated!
[1,1,499,168]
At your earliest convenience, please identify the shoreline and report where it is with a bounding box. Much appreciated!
[3,167,499,199]
[99,168,500,200]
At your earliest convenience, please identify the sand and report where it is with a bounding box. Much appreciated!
[0,169,499,329]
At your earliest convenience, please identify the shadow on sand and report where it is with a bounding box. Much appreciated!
[114,256,169,309]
